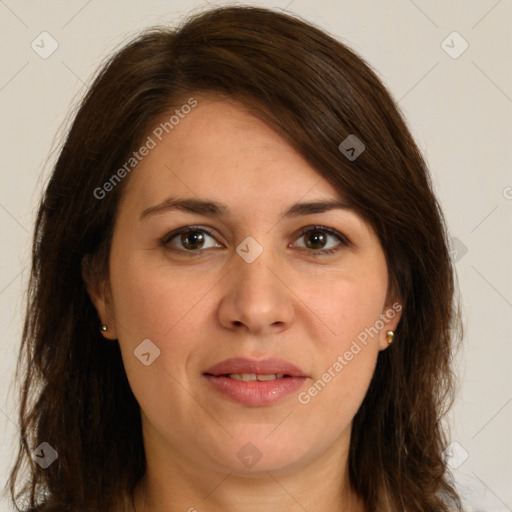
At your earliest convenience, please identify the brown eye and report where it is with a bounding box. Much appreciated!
[293,226,350,256]
[180,230,206,250]
[303,230,328,250]
[162,226,221,253]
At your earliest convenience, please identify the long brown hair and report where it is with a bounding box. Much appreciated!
[8,6,463,511]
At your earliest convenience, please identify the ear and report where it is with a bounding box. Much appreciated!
[81,254,118,340]
[378,296,403,351]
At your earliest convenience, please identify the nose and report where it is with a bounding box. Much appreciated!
[217,244,295,335]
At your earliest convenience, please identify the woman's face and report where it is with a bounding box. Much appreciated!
[90,96,401,477]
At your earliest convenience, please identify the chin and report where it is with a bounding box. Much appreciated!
[205,433,313,475]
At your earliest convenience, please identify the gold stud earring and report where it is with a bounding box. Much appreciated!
[101,324,108,332]
[386,330,394,345]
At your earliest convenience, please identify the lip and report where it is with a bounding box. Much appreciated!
[204,357,307,377]
[203,357,308,407]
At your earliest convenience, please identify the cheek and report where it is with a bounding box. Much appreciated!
[109,257,207,421]
[298,270,386,412]
[110,252,209,342]
[307,269,388,347]
[108,251,219,405]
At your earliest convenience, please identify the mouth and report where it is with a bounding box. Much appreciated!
[218,373,292,381]
[204,357,307,377]
[203,357,308,407]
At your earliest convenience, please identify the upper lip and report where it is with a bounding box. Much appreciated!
[204,357,307,377]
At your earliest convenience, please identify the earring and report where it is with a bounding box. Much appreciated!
[386,330,394,345]
[100,324,108,332]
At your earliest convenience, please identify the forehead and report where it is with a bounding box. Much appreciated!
[119,97,346,216]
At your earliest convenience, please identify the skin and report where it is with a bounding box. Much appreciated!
[87,96,402,512]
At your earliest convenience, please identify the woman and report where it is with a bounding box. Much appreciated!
[8,5,463,511]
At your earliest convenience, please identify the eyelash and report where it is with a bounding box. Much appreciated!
[160,225,351,257]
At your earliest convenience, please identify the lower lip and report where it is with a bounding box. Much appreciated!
[203,375,307,406]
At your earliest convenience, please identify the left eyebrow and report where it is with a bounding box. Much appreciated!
[139,196,355,221]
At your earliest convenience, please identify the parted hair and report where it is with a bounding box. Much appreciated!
[8,6,462,511]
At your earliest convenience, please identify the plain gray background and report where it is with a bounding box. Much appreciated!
[1,1,511,511]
